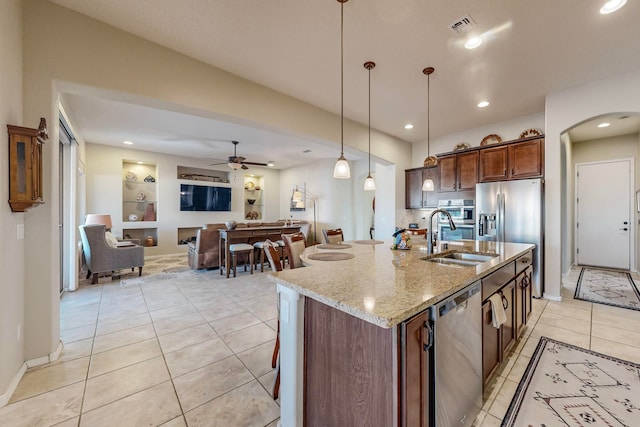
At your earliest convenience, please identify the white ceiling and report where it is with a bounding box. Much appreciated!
[53,0,640,165]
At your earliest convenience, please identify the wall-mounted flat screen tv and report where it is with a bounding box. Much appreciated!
[180,184,232,211]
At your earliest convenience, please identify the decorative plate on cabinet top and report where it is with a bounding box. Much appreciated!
[519,128,543,138]
[244,181,255,190]
[423,155,438,167]
[453,142,471,151]
[480,134,502,146]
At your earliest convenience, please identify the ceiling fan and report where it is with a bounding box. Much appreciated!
[209,140,268,170]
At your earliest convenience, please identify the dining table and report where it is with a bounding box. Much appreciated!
[218,225,301,278]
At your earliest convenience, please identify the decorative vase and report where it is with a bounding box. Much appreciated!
[128,214,138,221]
[225,220,237,230]
[145,236,155,247]
[136,191,146,201]
[143,203,156,221]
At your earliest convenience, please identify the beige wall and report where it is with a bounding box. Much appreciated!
[0,0,25,403]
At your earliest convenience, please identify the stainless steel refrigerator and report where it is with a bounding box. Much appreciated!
[476,179,544,297]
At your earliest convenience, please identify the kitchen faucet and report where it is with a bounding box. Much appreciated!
[427,209,457,254]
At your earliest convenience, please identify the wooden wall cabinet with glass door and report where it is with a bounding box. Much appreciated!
[437,151,478,193]
[405,166,439,209]
[7,119,47,212]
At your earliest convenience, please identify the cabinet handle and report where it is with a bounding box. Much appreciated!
[423,321,433,352]
[501,293,508,310]
[503,169,506,176]
[511,168,514,175]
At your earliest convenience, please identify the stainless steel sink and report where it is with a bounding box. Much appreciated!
[423,251,498,267]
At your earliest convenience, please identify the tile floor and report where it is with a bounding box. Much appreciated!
[1,264,639,426]
[0,265,281,427]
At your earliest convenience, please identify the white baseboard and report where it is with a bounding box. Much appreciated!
[26,340,64,368]
[0,362,27,408]
[543,292,562,302]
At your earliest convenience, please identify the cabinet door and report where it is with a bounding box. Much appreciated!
[405,169,424,209]
[508,138,544,179]
[523,266,533,324]
[423,167,439,208]
[438,155,457,192]
[479,146,508,182]
[456,151,478,191]
[482,301,500,385]
[514,271,525,338]
[400,311,431,427]
[501,281,516,354]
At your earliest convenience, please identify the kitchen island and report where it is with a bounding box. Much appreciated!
[269,239,535,427]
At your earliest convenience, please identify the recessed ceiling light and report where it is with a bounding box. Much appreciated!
[123,140,133,145]
[267,161,275,167]
[477,101,490,108]
[600,0,627,14]
[597,122,611,128]
[464,36,482,49]
[404,124,414,129]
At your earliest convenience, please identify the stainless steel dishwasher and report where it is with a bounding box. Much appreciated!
[430,281,482,427]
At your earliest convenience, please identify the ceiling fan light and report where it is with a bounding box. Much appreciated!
[333,156,351,179]
[422,178,435,192]
[364,175,376,191]
[228,162,242,170]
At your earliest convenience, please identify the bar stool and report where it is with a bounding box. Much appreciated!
[228,243,254,277]
[253,240,276,272]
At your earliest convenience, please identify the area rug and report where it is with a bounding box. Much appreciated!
[81,254,190,285]
[501,337,640,426]
[574,267,640,311]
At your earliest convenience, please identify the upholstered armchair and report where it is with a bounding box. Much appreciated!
[187,224,225,270]
[79,224,144,284]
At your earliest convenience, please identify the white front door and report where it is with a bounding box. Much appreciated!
[576,159,632,270]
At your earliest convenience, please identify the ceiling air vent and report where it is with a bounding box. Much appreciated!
[449,14,476,34]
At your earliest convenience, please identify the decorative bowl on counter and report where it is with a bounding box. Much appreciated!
[225,220,237,230]
[247,199,256,205]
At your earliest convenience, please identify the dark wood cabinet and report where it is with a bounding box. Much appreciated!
[479,137,544,182]
[500,281,516,355]
[438,152,478,192]
[515,266,533,337]
[457,151,479,191]
[400,311,432,427]
[7,119,48,212]
[509,138,544,179]
[482,300,500,384]
[478,146,508,182]
[405,167,438,209]
[437,155,457,192]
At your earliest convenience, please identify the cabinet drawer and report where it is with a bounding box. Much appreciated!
[482,262,515,301]
[515,251,533,275]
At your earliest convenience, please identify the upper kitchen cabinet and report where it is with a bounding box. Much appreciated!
[437,151,478,192]
[479,137,544,182]
[405,167,439,209]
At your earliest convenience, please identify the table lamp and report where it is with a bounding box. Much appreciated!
[85,214,113,231]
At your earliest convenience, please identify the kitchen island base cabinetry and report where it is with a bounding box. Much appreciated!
[304,298,395,426]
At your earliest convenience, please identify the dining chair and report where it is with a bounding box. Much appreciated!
[263,239,282,399]
[322,228,344,244]
[281,232,307,269]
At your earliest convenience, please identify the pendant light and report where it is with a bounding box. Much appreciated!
[363,61,376,191]
[422,66,436,191]
[333,0,351,179]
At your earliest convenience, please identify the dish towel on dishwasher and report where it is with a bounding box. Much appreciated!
[489,293,507,328]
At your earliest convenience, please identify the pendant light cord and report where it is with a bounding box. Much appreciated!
[368,65,371,174]
[427,72,430,158]
[340,2,345,158]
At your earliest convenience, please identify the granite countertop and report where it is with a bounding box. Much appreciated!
[268,239,534,328]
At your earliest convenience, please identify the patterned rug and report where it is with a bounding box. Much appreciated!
[502,337,640,426]
[81,254,190,285]
[574,267,640,311]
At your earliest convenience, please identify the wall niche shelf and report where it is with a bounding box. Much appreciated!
[122,160,158,224]
[177,165,230,183]
[244,175,264,220]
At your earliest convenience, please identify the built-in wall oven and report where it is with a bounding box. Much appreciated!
[438,199,475,241]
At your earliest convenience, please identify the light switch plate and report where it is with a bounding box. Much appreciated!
[17,223,24,240]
